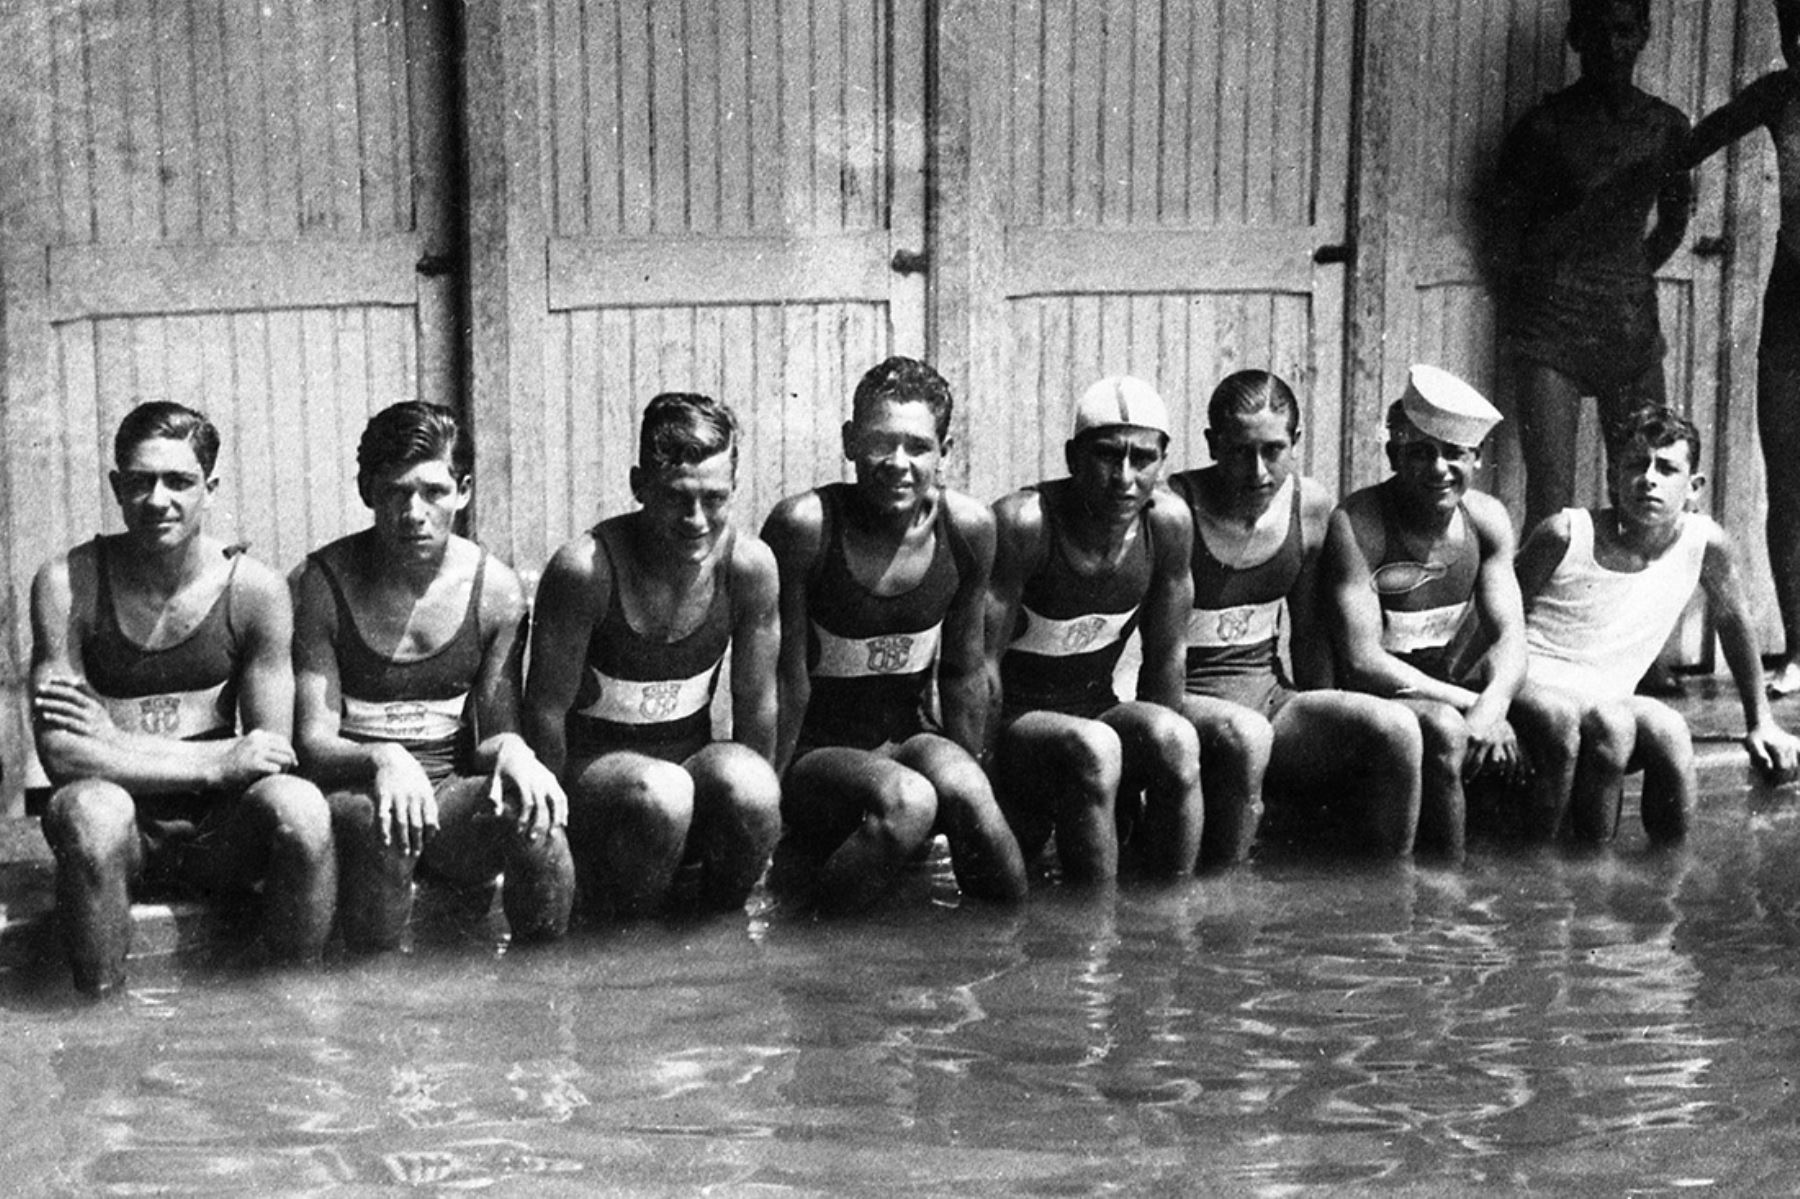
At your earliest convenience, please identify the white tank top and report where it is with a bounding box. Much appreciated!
[1524,507,1710,700]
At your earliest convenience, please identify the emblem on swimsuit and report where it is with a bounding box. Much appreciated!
[1371,560,1448,596]
[137,694,181,736]
[1215,607,1254,642]
[639,680,684,720]
[865,634,915,674]
[379,700,432,739]
[1060,615,1108,653]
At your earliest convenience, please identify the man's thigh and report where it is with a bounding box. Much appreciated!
[1267,689,1410,792]
[781,744,920,843]
[1624,696,1690,775]
[421,774,508,886]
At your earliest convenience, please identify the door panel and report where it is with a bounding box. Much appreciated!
[964,0,1355,501]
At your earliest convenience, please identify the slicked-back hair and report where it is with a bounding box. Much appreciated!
[1606,404,1702,470]
[1207,369,1301,438]
[114,401,222,476]
[850,355,954,442]
[356,401,473,506]
[638,392,740,474]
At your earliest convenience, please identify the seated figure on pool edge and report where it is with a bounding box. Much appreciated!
[292,400,573,951]
[1321,365,1533,860]
[525,392,783,919]
[983,376,1203,883]
[1510,404,1800,843]
[33,401,335,996]
[761,355,1027,911]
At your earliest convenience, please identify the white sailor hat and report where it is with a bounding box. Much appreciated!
[1072,375,1170,438]
[1396,364,1502,447]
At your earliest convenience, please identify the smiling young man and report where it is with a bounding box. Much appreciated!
[983,376,1201,882]
[761,356,1026,910]
[32,401,335,995]
[1323,365,1529,859]
[525,393,782,918]
[1512,406,1800,842]
[292,401,573,951]
[1170,371,1423,860]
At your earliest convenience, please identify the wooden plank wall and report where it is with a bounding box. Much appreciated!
[958,0,1352,503]
[486,0,907,575]
[0,0,439,808]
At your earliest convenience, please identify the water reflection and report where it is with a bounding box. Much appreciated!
[12,785,1800,1191]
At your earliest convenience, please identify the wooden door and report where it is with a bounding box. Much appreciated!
[956,0,1358,502]
[467,0,930,573]
[0,0,460,808]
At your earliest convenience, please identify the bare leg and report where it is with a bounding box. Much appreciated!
[1515,359,1587,535]
[326,787,417,952]
[1397,698,1469,860]
[42,779,142,996]
[188,775,336,964]
[684,741,782,912]
[1268,691,1422,856]
[893,734,1027,903]
[566,752,695,918]
[1570,700,1635,843]
[1759,354,1800,692]
[994,711,1122,885]
[1629,697,1695,843]
[1179,694,1270,868]
[427,775,574,943]
[772,747,938,913]
[1508,681,1583,842]
[1104,702,1203,878]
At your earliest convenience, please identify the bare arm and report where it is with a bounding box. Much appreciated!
[982,491,1042,757]
[1322,500,1479,709]
[469,558,567,834]
[521,538,604,777]
[728,533,782,761]
[1644,110,1695,271]
[1514,511,1574,612]
[1135,491,1193,708]
[938,492,998,758]
[1698,524,1800,778]
[1683,74,1786,168]
[1285,478,1338,691]
[1463,493,1529,729]
[32,549,294,793]
[760,495,822,774]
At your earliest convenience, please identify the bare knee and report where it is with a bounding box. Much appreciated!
[1199,706,1271,775]
[244,775,334,862]
[1141,710,1202,787]
[868,769,937,847]
[1580,704,1636,774]
[1050,724,1124,801]
[44,780,137,864]
[690,743,781,825]
[1415,704,1469,771]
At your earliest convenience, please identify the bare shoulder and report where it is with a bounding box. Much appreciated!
[1146,483,1193,541]
[1524,508,1576,554]
[1462,490,1517,551]
[760,488,825,564]
[940,487,996,540]
[474,542,529,628]
[728,526,780,591]
[1297,475,1337,541]
[542,524,604,587]
[990,484,1043,536]
[226,548,295,633]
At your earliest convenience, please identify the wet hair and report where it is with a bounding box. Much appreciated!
[1606,404,1702,470]
[1568,0,1649,35]
[356,401,473,505]
[638,392,740,474]
[113,401,221,476]
[1207,370,1300,438]
[850,356,954,442]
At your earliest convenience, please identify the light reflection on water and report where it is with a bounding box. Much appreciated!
[9,789,1800,1193]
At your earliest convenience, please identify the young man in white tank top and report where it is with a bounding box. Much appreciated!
[1512,405,1799,842]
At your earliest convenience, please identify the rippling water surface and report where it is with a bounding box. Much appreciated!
[9,779,1800,1194]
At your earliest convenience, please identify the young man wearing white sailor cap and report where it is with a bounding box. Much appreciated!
[1322,365,1532,860]
[982,376,1204,882]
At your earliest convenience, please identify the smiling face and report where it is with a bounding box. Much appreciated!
[1066,425,1167,529]
[1386,426,1481,516]
[368,455,471,564]
[1610,436,1701,532]
[843,398,946,519]
[110,436,218,555]
[1205,407,1298,516]
[632,449,736,563]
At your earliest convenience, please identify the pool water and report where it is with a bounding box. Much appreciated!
[7,777,1800,1195]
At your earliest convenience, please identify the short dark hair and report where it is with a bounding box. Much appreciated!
[638,392,739,474]
[1208,370,1300,438]
[356,401,472,505]
[1569,0,1649,33]
[1606,404,1702,470]
[851,356,954,442]
[114,401,221,476]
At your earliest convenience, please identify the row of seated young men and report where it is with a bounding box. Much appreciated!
[31,357,1800,995]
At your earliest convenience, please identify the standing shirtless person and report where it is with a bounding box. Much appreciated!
[985,376,1202,882]
[1682,0,1800,693]
[293,401,573,951]
[1171,371,1423,860]
[1323,366,1530,859]
[762,356,1026,911]
[526,393,782,918]
[1496,0,1693,534]
[33,401,335,995]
